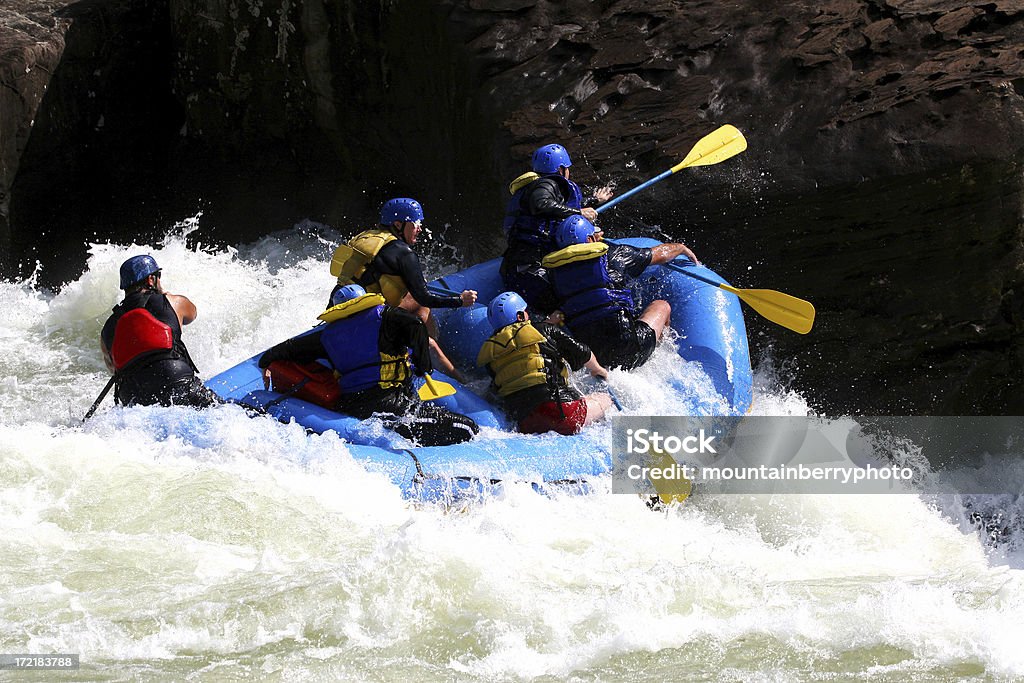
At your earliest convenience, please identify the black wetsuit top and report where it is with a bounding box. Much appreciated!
[493,321,594,422]
[604,243,654,289]
[503,177,583,268]
[362,239,461,309]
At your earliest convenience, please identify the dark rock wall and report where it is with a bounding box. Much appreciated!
[744,155,1024,414]
[442,0,1024,194]
[0,0,74,275]
[167,0,499,259]
[3,0,183,278]
[1,0,1022,413]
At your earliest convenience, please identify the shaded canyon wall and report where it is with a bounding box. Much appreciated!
[2,0,1023,413]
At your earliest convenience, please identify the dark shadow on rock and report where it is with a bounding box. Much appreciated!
[6,0,508,285]
[726,156,1024,416]
[7,0,185,284]
[3,0,1024,415]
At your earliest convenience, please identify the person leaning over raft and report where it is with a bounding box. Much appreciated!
[500,143,612,314]
[477,292,613,435]
[331,197,477,318]
[330,197,475,380]
[258,284,479,447]
[99,255,222,408]
[543,215,700,370]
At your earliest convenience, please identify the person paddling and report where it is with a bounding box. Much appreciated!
[259,284,479,447]
[500,144,612,314]
[99,255,221,408]
[331,197,477,315]
[543,216,699,369]
[477,292,613,435]
[330,197,475,379]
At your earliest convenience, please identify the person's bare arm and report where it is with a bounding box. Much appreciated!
[99,337,114,373]
[165,294,197,327]
[584,352,609,379]
[650,242,700,266]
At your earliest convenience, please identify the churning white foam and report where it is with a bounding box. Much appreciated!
[1,223,1021,680]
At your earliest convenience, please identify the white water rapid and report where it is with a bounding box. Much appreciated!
[1,222,1022,681]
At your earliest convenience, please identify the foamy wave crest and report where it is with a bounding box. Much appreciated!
[2,221,1023,680]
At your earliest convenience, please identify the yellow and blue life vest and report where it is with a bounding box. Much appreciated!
[542,242,635,327]
[318,293,411,393]
[503,173,583,247]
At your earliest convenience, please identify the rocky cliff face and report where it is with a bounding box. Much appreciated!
[0,0,73,273]
[453,0,1024,189]
[2,0,1022,413]
[1,0,183,277]
[164,0,498,257]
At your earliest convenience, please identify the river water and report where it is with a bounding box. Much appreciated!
[1,220,1022,681]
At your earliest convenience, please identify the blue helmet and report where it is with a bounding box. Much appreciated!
[487,291,528,330]
[380,197,424,225]
[555,215,597,248]
[532,144,572,174]
[119,254,161,289]
[331,283,367,306]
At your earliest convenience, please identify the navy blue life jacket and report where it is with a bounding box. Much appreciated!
[543,243,635,327]
[503,175,583,248]
[320,304,411,393]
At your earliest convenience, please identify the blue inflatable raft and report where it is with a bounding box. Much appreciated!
[206,238,752,501]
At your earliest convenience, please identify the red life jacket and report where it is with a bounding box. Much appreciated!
[110,308,175,370]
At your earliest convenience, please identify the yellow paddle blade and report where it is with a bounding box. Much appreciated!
[672,124,747,172]
[649,448,693,505]
[418,374,456,401]
[721,283,816,334]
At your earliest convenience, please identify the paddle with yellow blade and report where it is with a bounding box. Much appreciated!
[667,261,816,334]
[596,124,747,214]
[647,447,694,505]
[589,122,813,334]
[418,374,457,401]
[602,236,816,334]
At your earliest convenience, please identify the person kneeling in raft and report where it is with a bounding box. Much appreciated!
[259,284,479,447]
[543,215,699,370]
[329,197,475,381]
[477,292,613,435]
[500,143,612,315]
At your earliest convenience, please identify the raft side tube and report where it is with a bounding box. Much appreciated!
[614,238,752,414]
[659,262,753,413]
